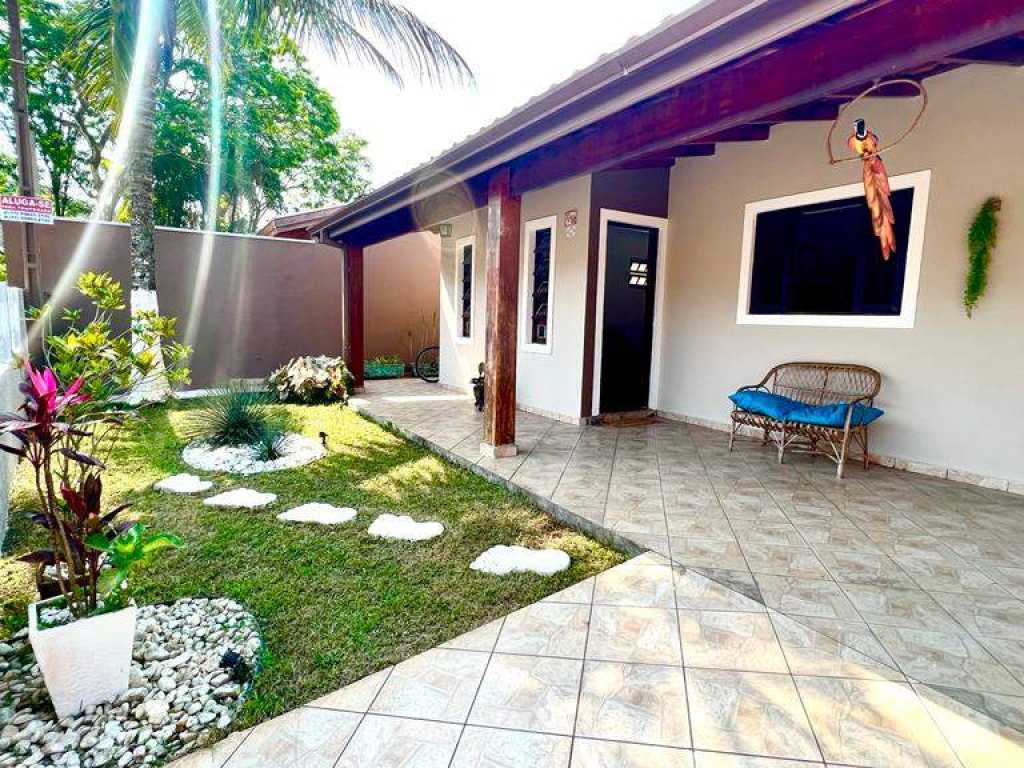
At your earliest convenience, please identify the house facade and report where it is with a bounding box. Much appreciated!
[315,0,1024,490]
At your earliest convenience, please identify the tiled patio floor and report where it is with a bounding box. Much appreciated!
[174,379,1024,768]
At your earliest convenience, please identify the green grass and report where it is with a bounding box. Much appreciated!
[0,401,625,726]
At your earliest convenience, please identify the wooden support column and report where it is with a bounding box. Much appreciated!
[482,168,521,457]
[344,244,365,390]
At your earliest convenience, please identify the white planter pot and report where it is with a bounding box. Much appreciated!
[28,597,137,718]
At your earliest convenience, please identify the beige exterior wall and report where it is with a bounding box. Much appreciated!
[438,177,592,420]
[364,232,440,362]
[660,64,1024,487]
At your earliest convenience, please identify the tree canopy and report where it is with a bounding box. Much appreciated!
[1,0,372,231]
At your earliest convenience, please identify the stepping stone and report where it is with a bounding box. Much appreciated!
[203,489,277,509]
[368,513,443,541]
[277,503,357,525]
[154,473,213,494]
[470,545,571,576]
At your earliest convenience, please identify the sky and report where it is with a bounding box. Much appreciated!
[306,1,698,190]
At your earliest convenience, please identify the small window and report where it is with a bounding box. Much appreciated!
[737,171,930,328]
[521,217,557,351]
[454,236,474,340]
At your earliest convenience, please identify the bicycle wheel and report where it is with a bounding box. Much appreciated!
[414,346,440,383]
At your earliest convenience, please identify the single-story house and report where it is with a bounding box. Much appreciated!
[312,0,1024,491]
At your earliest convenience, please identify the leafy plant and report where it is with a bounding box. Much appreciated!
[267,356,352,405]
[964,197,1002,317]
[85,523,183,606]
[0,364,182,618]
[369,355,404,366]
[185,385,291,453]
[29,271,191,406]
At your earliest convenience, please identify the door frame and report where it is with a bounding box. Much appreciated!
[592,208,669,418]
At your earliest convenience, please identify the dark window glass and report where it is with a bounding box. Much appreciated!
[748,188,914,316]
[531,228,551,344]
[459,244,472,337]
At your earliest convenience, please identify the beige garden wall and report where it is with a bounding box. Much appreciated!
[660,64,1024,489]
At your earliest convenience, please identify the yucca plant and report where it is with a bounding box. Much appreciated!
[186,384,292,457]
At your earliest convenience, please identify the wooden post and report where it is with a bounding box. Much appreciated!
[344,244,365,390]
[481,168,521,457]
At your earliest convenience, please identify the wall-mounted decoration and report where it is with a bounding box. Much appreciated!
[438,223,453,238]
[564,209,578,239]
[964,196,1001,318]
[826,79,928,261]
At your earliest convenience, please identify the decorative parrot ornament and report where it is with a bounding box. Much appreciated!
[847,118,896,260]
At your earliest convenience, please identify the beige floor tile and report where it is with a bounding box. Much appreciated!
[450,726,572,768]
[686,669,820,762]
[693,752,824,767]
[594,563,676,608]
[223,708,361,768]
[468,653,582,734]
[678,610,787,673]
[741,543,830,580]
[841,584,962,631]
[915,684,1024,768]
[309,667,392,712]
[871,624,1024,695]
[172,730,250,768]
[441,618,504,652]
[674,568,766,613]
[495,602,591,658]
[370,647,489,723]
[570,739,694,767]
[795,676,961,767]
[542,577,596,605]
[335,715,462,768]
[670,538,749,571]
[768,612,902,681]
[586,605,682,665]
[753,575,860,620]
[575,661,690,748]
[930,591,1024,639]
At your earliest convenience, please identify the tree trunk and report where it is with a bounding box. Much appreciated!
[129,51,158,292]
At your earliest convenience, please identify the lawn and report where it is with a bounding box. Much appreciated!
[0,399,625,727]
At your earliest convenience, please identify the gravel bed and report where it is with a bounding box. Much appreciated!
[181,433,325,475]
[0,598,260,767]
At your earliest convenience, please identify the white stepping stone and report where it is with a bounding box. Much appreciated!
[368,513,444,542]
[203,488,277,509]
[470,545,571,576]
[278,503,357,525]
[154,473,213,494]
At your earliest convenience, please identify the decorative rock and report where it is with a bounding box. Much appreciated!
[367,514,444,542]
[153,474,212,494]
[277,503,357,525]
[183,433,325,475]
[202,489,277,509]
[470,545,571,576]
[0,599,260,767]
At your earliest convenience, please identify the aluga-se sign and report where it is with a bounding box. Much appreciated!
[0,195,53,225]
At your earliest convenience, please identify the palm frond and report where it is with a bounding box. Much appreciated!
[236,0,474,87]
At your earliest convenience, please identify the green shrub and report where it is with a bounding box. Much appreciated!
[185,385,291,453]
[267,356,351,404]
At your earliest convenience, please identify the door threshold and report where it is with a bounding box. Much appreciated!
[593,410,662,427]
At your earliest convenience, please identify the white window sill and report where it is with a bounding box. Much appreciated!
[736,313,915,329]
[520,342,553,355]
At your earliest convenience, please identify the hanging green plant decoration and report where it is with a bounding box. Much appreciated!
[964,196,1002,317]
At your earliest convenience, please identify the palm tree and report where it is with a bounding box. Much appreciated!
[68,0,471,397]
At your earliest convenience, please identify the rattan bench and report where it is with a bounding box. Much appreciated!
[728,362,882,479]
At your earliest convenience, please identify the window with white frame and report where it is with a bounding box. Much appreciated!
[521,216,556,351]
[454,236,474,340]
[736,170,930,328]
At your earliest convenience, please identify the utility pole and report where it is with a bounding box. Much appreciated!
[5,0,42,306]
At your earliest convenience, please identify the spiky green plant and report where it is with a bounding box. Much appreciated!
[964,197,1002,317]
[186,385,290,449]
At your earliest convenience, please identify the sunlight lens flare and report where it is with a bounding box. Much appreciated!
[27,0,165,349]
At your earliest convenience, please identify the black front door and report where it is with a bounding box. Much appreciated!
[599,222,659,414]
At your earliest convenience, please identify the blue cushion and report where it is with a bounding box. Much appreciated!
[787,402,884,428]
[729,390,800,420]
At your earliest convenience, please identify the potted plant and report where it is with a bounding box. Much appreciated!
[365,355,407,380]
[1,364,183,717]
